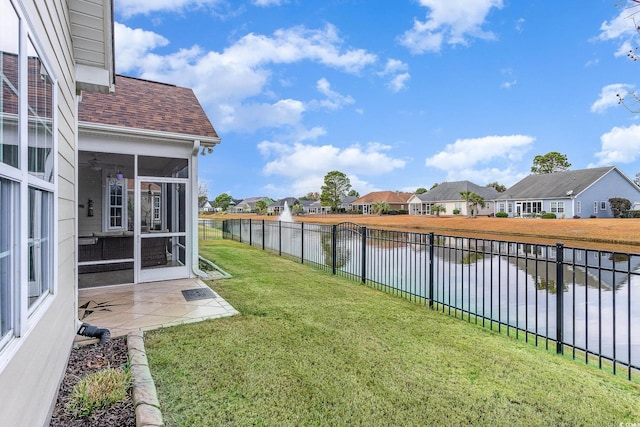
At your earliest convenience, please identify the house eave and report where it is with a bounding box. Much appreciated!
[78,121,222,146]
[70,0,115,93]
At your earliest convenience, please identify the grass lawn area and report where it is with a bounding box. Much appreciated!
[145,240,640,426]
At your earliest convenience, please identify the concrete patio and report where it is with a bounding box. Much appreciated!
[76,278,238,342]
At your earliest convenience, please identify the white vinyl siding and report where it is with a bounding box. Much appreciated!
[0,1,74,425]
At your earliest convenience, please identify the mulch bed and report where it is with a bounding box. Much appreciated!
[49,336,135,427]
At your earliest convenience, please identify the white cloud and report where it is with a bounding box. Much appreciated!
[114,23,169,73]
[441,167,529,187]
[116,0,222,17]
[260,141,406,177]
[311,78,355,110]
[256,141,405,196]
[501,79,516,89]
[593,124,640,165]
[515,18,525,33]
[399,0,504,54]
[378,59,410,92]
[220,99,305,133]
[381,58,408,75]
[253,0,286,6]
[425,134,534,170]
[591,83,634,113]
[115,23,377,133]
[594,4,640,57]
[257,141,403,197]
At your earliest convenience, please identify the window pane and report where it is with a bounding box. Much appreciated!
[28,186,52,308]
[0,178,14,340]
[107,180,125,230]
[27,37,53,182]
[0,0,20,168]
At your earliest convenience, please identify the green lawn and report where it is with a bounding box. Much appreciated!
[145,240,640,426]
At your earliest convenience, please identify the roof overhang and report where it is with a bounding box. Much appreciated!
[78,121,222,147]
[70,0,115,93]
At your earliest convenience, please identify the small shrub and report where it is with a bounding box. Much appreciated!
[67,367,132,417]
[398,209,408,215]
[541,213,556,219]
[453,209,460,215]
[573,215,580,219]
[629,210,640,218]
[495,212,508,218]
[590,215,597,218]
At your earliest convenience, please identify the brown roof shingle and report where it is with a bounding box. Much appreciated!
[79,75,219,139]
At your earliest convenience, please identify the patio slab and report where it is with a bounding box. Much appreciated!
[76,278,238,342]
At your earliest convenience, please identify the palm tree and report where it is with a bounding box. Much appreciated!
[431,204,446,216]
[459,191,474,218]
[469,193,486,217]
[372,201,390,215]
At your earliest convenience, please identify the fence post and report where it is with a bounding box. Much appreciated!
[301,222,305,264]
[278,221,282,256]
[239,219,242,242]
[429,232,434,309]
[262,219,265,250]
[556,242,564,355]
[249,219,253,246]
[361,226,367,284]
[332,224,337,275]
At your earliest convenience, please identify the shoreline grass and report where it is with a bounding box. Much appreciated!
[145,240,640,426]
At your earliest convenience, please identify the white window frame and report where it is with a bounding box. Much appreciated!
[153,195,161,221]
[594,201,598,213]
[0,0,58,353]
[601,201,607,211]
[577,201,581,214]
[103,178,127,231]
[550,201,564,214]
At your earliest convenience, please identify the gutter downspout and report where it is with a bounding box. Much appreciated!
[191,139,208,280]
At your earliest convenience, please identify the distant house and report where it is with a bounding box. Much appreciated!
[298,199,313,214]
[309,200,331,214]
[496,166,640,218]
[408,181,499,216]
[199,199,213,214]
[229,198,241,211]
[308,196,356,214]
[268,197,299,215]
[234,196,274,213]
[350,191,413,214]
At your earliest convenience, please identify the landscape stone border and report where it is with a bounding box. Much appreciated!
[127,330,164,427]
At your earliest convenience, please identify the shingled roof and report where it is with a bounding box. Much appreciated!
[417,181,499,202]
[496,166,616,200]
[352,191,413,204]
[79,75,219,140]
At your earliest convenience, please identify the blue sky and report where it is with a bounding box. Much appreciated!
[114,0,640,200]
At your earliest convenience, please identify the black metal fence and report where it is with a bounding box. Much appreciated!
[198,218,224,240]
[210,218,640,381]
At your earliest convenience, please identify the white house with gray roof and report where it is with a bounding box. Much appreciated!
[496,166,640,218]
[408,181,499,216]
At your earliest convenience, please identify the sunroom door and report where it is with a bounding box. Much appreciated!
[137,179,188,282]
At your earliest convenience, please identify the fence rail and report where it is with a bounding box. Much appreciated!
[198,218,224,240]
[202,218,640,381]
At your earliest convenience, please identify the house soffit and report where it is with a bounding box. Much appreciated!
[70,0,115,93]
